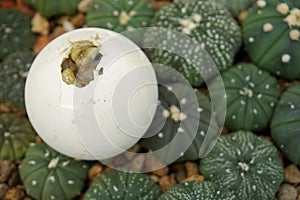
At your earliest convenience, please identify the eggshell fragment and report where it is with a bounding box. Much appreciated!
[25,28,158,160]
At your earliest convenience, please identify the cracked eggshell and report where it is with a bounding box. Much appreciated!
[25,28,158,160]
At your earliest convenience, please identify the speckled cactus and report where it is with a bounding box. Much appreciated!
[200,131,284,200]
[243,0,300,80]
[213,0,256,17]
[24,0,80,18]
[158,181,236,200]
[0,51,35,108]
[86,0,154,32]
[139,82,219,162]
[19,142,89,200]
[0,9,36,60]
[271,84,300,166]
[143,0,242,86]
[84,170,160,200]
[209,63,280,131]
[0,113,36,161]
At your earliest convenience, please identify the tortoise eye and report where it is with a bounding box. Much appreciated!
[94,52,102,64]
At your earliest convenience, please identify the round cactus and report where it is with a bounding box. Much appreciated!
[213,0,256,17]
[158,181,236,200]
[0,51,35,108]
[84,170,160,200]
[243,0,300,80]
[19,142,89,200]
[86,0,154,32]
[139,82,219,162]
[200,131,284,200]
[24,0,80,18]
[209,63,280,131]
[271,83,300,165]
[143,0,242,86]
[0,9,36,60]
[0,113,36,161]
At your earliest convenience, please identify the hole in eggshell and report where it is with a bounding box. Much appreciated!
[60,40,103,88]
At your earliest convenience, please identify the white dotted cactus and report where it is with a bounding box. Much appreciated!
[0,9,36,60]
[271,83,300,166]
[209,63,280,131]
[0,113,36,161]
[213,0,256,17]
[86,0,154,32]
[139,83,219,162]
[158,181,236,200]
[19,142,89,200]
[0,51,36,108]
[84,170,160,200]
[243,0,300,80]
[143,0,242,86]
[200,131,284,200]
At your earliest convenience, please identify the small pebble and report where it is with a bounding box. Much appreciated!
[284,164,300,184]
[77,0,93,13]
[4,185,25,200]
[152,167,169,177]
[278,183,297,200]
[159,174,177,192]
[88,163,103,181]
[150,175,159,183]
[0,184,8,199]
[127,154,145,171]
[0,161,15,183]
[185,162,199,177]
[71,13,85,28]
[181,174,204,183]
[31,13,49,35]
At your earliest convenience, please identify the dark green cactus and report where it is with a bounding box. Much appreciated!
[86,0,154,32]
[19,142,89,200]
[200,131,284,200]
[213,0,256,17]
[24,0,80,18]
[84,170,160,200]
[180,0,256,17]
[0,113,36,161]
[139,81,219,162]
[143,0,241,86]
[209,63,280,131]
[271,83,300,166]
[0,51,36,108]
[0,9,36,60]
[158,181,236,200]
[243,0,300,80]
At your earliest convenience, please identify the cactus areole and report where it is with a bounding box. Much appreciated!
[25,28,158,160]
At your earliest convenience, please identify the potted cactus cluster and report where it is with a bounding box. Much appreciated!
[0,0,300,199]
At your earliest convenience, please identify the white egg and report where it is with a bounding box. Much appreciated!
[25,28,158,160]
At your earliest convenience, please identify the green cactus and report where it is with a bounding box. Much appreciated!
[212,0,256,17]
[209,63,280,131]
[0,9,36,60]
[271,83,300,166]
[0,113,36,161]
[180,0,256,17]
[86,0,154,32]
[143,0,242,86]
[243,0,300,80]
[158,181,236,200]
[200,131,284,200]
[84,170,160,200]
[24,0,80,18]
[0,51,36,108]
[139,82,219,162]
[19,142,89,200]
